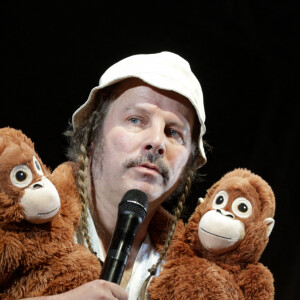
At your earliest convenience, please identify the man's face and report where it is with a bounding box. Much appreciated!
[91,79,195,211]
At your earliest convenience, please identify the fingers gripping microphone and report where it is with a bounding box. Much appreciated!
[100,189,148,284]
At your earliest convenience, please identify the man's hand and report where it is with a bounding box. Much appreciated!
[23,280,129,300]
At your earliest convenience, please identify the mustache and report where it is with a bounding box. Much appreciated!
[123,153,170,182]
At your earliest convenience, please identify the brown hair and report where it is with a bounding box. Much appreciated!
[65,86,115,256]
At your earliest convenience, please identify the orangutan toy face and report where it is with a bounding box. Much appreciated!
[197,173,275,254]
[0,128,60,224]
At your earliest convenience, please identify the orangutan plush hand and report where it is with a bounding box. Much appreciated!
[148,168,275,300]
[0,127,100,299]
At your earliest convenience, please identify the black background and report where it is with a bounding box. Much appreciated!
[1,1,299,299]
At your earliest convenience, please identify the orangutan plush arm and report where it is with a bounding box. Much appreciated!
[149,255,243,300]
[0,229,25,287]
[237,263,274,300]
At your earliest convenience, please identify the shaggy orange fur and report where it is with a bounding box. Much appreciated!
[0,127,100,299]
[148,169,276,300]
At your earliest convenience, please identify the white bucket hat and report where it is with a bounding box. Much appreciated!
[72,51,207,166]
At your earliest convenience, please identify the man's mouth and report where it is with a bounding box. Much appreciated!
[124,154,170,182]
[137,163,161,174]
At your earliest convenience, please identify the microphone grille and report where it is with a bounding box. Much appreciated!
[119,189,148,220]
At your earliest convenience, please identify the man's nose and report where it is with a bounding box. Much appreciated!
[142,123,166,156]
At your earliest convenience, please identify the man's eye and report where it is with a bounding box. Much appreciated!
[166,128,183,143]
[168,129,179,137]
[129,117,141,125]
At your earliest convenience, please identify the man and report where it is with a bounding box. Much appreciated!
[29,51,206,300]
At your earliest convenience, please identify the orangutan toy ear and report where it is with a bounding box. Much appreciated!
[198,197,205,204]
[265,217,275,237]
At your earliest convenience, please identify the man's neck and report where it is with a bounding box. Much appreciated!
[88,167,164,268]
[92,189,157,268]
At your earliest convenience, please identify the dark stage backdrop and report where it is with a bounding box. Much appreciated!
[1,1,299,299]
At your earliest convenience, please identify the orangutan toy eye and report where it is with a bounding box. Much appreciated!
[232,197,253,218]
[212,191,228,209]
[238,203,248,212]
[216,196,224,205]
[16,170,27,181]
[10,165,33,188]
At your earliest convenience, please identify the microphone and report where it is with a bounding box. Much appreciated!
[100,189,148,284]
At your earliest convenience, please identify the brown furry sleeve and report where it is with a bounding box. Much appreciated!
[148,206,173,252]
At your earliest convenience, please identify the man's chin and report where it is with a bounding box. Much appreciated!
[123,181,166,203]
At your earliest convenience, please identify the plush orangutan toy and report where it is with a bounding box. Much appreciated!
[149,168,275,300]
[0,127,100,299]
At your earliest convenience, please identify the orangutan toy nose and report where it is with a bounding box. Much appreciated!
[33,183,43,189]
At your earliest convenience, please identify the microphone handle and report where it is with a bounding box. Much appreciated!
[100,212,142,284]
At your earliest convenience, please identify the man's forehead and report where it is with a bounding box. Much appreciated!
[112,78,196,119]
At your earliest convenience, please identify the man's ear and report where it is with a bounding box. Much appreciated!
[264,217,275,237]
